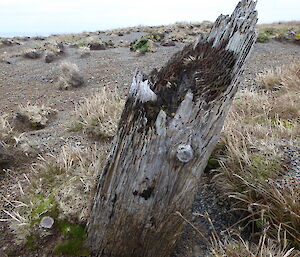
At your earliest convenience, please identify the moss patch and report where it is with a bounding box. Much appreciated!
[204,158,220,173]
[29,193,59,227]
[25,234,40,250]
[249,154,281,180]
[53,221,89,256]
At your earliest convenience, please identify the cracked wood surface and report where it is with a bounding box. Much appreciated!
[88,1,258,256]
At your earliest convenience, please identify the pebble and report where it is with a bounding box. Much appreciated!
[39,216,54,229]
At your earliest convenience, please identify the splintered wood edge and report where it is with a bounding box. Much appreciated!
[129,0,258,105]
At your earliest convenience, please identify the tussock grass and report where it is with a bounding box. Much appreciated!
[17,103,57,129]
[5,86,124,244]
[5,144,109,243]
[70,87,125,139]
[209,231,300,257]
[257,62,300,91]
[54,35,106,48]
[136,21,212,39]
[22,48,42,59]
[256,68,283,90]
[40,144,109,222]
[53,33,86,45]
[78,46,91,58]
[0,114,13,144]
[214,61,300,249]
[257,21,300,43]
[256,62,300,121]
[44,41,63,55]
[77,36,102,48]
[43,41,64,63]
[130,35,159,53]
[73,36,114,49]
[58,62,85,90]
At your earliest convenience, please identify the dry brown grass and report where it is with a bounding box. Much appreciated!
[256,62,300,121]
[58,61,85,90]
[209,231,300,257]
[22,48,42,59]
[78,46,91,58]
[257,21,300,34]
[65,36,114,49]
[70,87,125,139]
[214,61,300,249]
[5,86,125,243]
[17,103,57,128]
[0,114,13,144]
[256,68,283,90]
[51,33,87,45]
[122,21,212,43]
[5,143,110,243]
[38,144,109,222]
[257,62,300,90]
[44,41,63,55]
[257,21,300,42]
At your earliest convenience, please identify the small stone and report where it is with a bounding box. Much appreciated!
[88,42,106,50]
[161,40,176,47]
[40,216,54,229]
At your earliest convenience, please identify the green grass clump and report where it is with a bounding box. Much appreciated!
[248,154,281,180]
[130,34,160,52]
[257,31,270,43]
[53,221,89,256]
[29,193,59,226]
[257,22,300,43]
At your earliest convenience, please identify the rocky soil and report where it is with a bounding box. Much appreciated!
[0,26,299,257]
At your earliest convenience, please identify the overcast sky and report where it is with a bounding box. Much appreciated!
[0,0,299,37]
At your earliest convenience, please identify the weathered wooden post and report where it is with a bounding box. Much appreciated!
[88,1,258,256]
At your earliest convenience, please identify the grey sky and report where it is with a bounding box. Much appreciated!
[0,0,299,37]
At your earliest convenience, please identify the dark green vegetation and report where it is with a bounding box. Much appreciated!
[257,22,300,43]
[53,221,89,256]
[130,34,162,52]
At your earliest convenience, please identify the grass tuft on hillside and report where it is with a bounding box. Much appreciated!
[213,61,300,250]
[257,21,300,43]
[70,87,125,139]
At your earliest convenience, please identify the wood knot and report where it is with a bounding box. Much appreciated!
[176,144,194,163]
